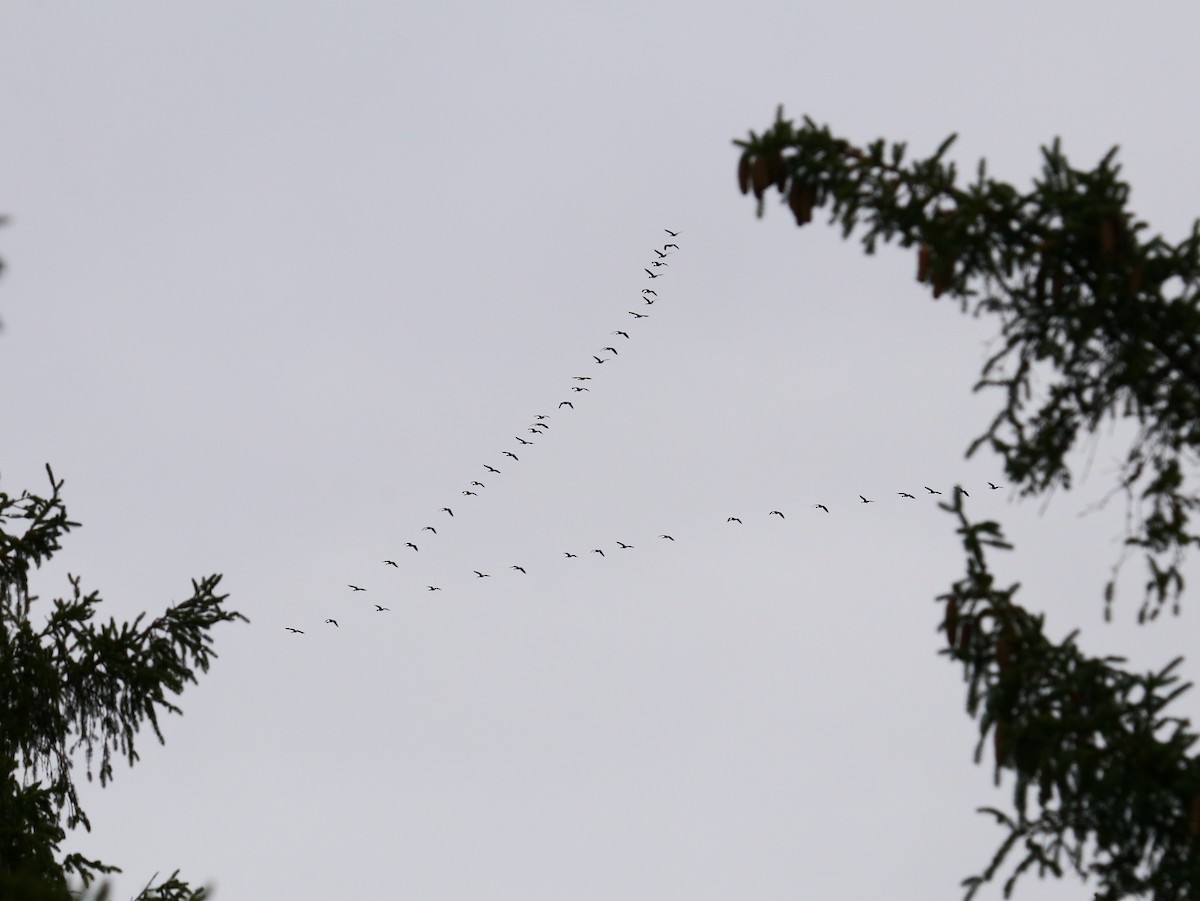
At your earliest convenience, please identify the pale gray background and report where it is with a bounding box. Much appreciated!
[2,3,1198,899]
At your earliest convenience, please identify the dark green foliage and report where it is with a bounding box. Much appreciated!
[734,108,1200,623]
[942,495,1200,898]
[1,466,245,899]
[735,112,1200,898]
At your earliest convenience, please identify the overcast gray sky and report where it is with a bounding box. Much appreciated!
[3,3,1199,899]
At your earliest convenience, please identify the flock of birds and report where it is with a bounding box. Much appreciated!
[283,230,1002,634]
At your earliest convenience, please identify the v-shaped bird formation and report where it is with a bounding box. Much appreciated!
[283,230,1004,635]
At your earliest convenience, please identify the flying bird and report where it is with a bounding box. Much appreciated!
[602,347,618,355]
[924,487,942,495]
[593,355,607,364]
[591,549,605,556]
[534,414,550,420]
[406,542,418,551]
[649,260,668,267]
[374,605,389,612]
[957,487,970,497]
[573,376,592,381]
[559,401,574,409]
[988,482,1002,490]
[769,510,785,518]
[422,526,436,533]
[653,249,670,258]
[474,571,491,578]
[427,586,442,591]
[727,517,742,524]
[383,560,398,567]
[644,269,660,278]
[462,490,478,496]
[814,504,829,513]
[325,619,338,627]
[564,552,578,558]
[617,541,633,549]
[644,297,655,304]
[571,386,589,392]
[485,465,501,473]
[659,534,675,540]
[899,492,915,499]
[503,451,519,460]
[613,331,630,338]
[441,507,454,516]
[642,289,657,295]
[628,311,649,318]
[665,229,680,236]
[511,565,526,573]
[516,436,533,444]
[349,585,366,591]
[471,481,486,487]
[860,495,875,504]
[285,627,304,634]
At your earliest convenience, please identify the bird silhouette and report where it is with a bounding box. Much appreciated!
[644,270,660,278]
[534,414,550,420]
[285,627,304,634]
[591,549,605,556]
[325,619,338,627]
[427,586,442,591]
[406,542,418,551]
[602,348,618,356]
[374,605,389,612]
[471,481,486,487]
[769,510,785,518]
[659,534,675,540]
[642,289,657,295]
[474,571,490,578]
[653,249,670,258]
[665,229,680,236]
[572,376,592,381]
[814,504,829,513]
[988,482,1001,490]
[899,492,915,499]
[593,355,607,364]
[349,585,366,591]
[613,331,630,339]
[511,565,526,573]
[383,560,398,567]
[422,526,437,533]
[644,297,655,305]
[484,465,501,473]
[957,487,970,497]
[860,495,874,504]
[617,541,633,549]
[571,386,589,392]
[628,311,649,318]
[663,243,680,250]
[462,490,478,496]
[442,507,454,516]
[564,552,578,558]
[503,451,518,460]
[516,436,533,444]
[924,487,942,495]
[559,401,574,409]
[649,261,668,267]
[727,517,742,523]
